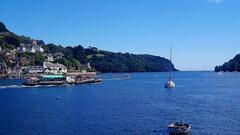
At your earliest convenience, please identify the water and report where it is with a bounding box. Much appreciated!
[0,72,240,135]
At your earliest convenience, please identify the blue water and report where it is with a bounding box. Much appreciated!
[0,72,240,135]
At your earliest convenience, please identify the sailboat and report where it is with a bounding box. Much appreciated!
[165,47,176,88]
[218,66,223,75]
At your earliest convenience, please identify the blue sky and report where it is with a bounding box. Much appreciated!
[1,0,240,70]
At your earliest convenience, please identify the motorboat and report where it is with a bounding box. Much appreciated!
[168,120,191,134]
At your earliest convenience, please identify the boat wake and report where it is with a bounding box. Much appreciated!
[102,78,123,81]
[0,84,60,89]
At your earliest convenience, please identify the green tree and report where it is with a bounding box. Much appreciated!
[34,53,44,65]
[73,45,87,64]
[54,58,68,67]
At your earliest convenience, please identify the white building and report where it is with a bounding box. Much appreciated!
[27,66,44,74]
[18,43,26,53]
[18,41,44,53]
[87,62,91,70]
[43,62,67,75]
[44,53,54,62]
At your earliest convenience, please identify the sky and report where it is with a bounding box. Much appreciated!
[1,0,240,70]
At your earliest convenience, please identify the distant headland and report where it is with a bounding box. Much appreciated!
[215,54,240,72]
[0,21,177,78]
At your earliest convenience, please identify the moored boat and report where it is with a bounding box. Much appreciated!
[122,74,131,80]
[165,46,176,89]
[165,79,176,88]
[168,120,191,135]
[23,75,67,86]
[76,78,102,84]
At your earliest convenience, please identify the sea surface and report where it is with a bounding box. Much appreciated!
[0,72,240,135]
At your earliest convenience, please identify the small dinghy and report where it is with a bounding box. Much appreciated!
[168,120,191,135]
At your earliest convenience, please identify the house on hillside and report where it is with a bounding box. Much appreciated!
[18,41,44,53]
[43,62,67,75]
[18,43,26,53]
[53,52,64,59]
[44,53,54,62]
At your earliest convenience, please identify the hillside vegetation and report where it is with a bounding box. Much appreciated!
[215,54,240,72]
[0,21,177,73]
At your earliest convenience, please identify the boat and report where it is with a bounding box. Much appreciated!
[165,46,176,88]
[168,120,191,134]
[218,71,222,75]
[165,78,176,88]
[66,76,76,84]
[76,78,102,84]
[23,75,67,86]
[218,66,223,75]
[122,74,131,80]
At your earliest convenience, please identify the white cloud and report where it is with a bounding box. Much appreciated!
[208,0,224,4]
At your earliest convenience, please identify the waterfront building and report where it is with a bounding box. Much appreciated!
[27,66,44,74]
[43,62,67,75]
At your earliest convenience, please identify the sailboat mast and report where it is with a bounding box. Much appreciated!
[169,46,172,80]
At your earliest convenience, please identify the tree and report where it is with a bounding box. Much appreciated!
[73,45,87,64]
[34,53,44,65]
[54,58,68,67]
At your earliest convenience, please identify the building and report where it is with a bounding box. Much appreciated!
[26,66,44,74]
[43,62,67,75]
[44,53,54,62]
[18,41,44,53]
[18,43,27,53]
[53,52,64,59]
[86,62,91,70]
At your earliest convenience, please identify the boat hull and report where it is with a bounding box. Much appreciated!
[23,81,66,86]
[168,123,191,135]
[76,79,102,84]
[165,80,176,88]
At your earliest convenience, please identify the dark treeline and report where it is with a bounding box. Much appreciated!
[42,44,177,72]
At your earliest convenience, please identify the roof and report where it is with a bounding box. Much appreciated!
[40,75,65,79]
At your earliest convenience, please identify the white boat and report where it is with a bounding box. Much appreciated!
[218,71,222,75]
[165,46,176,88]
[218,67,223,75]
[165,79,176,88]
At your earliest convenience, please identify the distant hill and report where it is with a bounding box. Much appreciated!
[0,21,177,73]
[0,22,9,33]
[215,54,240,72]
